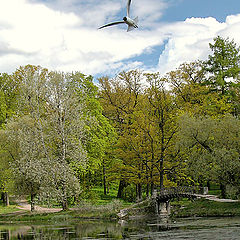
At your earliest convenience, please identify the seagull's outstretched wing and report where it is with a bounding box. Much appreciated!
[127,0,131,17]
[98,21,125,29]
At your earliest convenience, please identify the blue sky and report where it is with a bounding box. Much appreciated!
[0,0,240,79]
[163,0,240,22]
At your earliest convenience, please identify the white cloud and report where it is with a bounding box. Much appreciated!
[0,0,240,77]
[29,0,124,27]
[0,0,165,75]
[132,0,168,28]
[155,16,240,74]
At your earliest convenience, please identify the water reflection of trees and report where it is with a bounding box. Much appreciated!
[0,221,125,239]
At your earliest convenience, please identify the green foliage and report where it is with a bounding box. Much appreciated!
[0,200,124,221]
[206,36,240,89]
[0,90,7,126]
[205,36,240,115]
[0,72,20,127]
[0,203,21,215]
[172,198,240,217]
[1,66,96,209]
[178,114,240,197]
[0,36,240,208]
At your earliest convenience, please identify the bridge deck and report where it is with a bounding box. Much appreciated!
[155,186,197,202]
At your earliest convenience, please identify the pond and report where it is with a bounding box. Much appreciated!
[0,216,240,239]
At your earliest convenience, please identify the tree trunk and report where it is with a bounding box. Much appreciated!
[2,193,9,206]
[198,176,204,193]
[136,184,138,201]
[62,186,69,211]
[159,160,164,189]
[30,193,35,211]
[150,166,154,195]
[1,192,4,202]
[137,183,142,201]
[103,162,107,195]
[4,193,9,206]
[117,180,127,198]
[151,182,154,196]
[146,183,149,198]
[62,199,68,211]
[207,180,211,191]
[220,183,226,199]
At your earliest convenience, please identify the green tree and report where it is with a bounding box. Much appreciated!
[99,70,184,200]
[178,114,240,198]
[0,72,20,126]
[0,73,20,205]
[4,65,90,210]
[71,73,116,195]
[0,142,14,206]
[99,70,145,199]
[167,61,232,117]
[205,36,240,115]
[145,73,180,189]
[3,116,51,211]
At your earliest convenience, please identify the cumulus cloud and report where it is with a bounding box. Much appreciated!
[0,0,165,74]
[29,0,124,27]
[155,16,240,74]
[0,0,240,76]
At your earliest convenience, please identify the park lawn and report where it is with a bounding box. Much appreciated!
[172,198,240,218]
[0,187,131,222]
[0,203,22,215]
[0,202,122,222]
[87,186,132,207]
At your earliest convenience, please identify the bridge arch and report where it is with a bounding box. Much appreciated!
[153,187,197,215]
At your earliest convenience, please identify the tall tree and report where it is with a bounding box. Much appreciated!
[98,70,144,198]
[167,61,232,117]
[4,65,89,210]
[71,73,116,195]
[145,73,179,189]
[3,116,50,211]
[205,36,240,115]
[0,72,20,127]
[178,114,240,198]
[0,73,20,205]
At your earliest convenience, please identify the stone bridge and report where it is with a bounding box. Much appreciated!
[117,186,208,219]
[153,186,199,215]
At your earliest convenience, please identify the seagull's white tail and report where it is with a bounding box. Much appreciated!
[134,16,138,24]
[127,25,135,32]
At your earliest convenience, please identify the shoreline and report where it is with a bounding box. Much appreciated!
[0,197,240,223]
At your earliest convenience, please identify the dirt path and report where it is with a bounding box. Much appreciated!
[15,199,62,213]
[196,194,239,202]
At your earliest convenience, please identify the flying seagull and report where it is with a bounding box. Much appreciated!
[98,0,138,32]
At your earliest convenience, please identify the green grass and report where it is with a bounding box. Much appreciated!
[90,187,118,203]
[172,198,240,218]
[0,202,22,215]
[0,200,124,222]
[84,186,131,207]
[208,189,221,196]
[206,183,221,196]
[0,187,131,222]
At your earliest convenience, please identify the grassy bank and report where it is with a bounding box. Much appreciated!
[0,199,128,222]
[172,198,240,218]
[0,203,21,215]
[0,186,132,222]
[2,185,240,222]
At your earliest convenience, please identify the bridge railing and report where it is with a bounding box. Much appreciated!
[154,186,205,197]
[155,186,207,196]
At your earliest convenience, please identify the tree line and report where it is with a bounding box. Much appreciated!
[0,36,240,209]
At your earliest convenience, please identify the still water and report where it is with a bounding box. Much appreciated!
[0,216,240,239]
